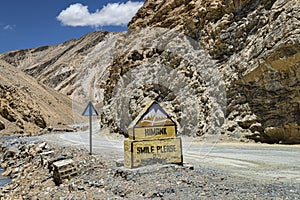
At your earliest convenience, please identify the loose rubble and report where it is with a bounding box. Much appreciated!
[0,136,299,199]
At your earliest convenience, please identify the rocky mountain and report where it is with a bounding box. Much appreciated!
[0,0,299,143]
[0,60,83,134]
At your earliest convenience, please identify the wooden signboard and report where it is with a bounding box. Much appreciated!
[124,100,183,168]
[124,137,182,168]
[128,101,177,140]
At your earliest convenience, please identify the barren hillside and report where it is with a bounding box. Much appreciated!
[0,60,83,134]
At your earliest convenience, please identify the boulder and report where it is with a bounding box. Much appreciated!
[3,147,19,160]
[264,124,300,144]
[1,168,12,176]
[236,115,258,129]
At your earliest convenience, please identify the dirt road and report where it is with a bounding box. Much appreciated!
[39,127,300,184]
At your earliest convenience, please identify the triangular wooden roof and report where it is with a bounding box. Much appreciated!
[128,100,176,129]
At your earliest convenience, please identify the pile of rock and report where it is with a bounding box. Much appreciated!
[0,138,48,179]
[0,137,79,198]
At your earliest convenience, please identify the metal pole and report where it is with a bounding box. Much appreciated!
[89,104,92,155]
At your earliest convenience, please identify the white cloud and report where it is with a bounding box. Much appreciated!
[3,24,15,30]
[57,1,143,27]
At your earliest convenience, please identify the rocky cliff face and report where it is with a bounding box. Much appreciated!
[129,0,277,60]
[0,0,299,143]
[128,0,300,143]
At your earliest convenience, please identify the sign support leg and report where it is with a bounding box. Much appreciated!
[82,101,98,155]
[89,105,92,155]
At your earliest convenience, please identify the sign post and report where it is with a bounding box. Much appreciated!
[82,101,99,155]
[124,100,183,168]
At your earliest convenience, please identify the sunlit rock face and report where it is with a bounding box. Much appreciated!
[232,51,300,144]
[129,0,278,60]
[99,28,226,137]
[1,0,299,143]
[128,0,300,143]
[223,1,300,144]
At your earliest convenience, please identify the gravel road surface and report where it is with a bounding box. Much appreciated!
[39,127,300,184]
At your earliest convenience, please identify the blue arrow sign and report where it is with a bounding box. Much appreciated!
[82,101,99,155]
[82,101,98,116]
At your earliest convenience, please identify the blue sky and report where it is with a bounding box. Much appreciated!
[0,0,144,53]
